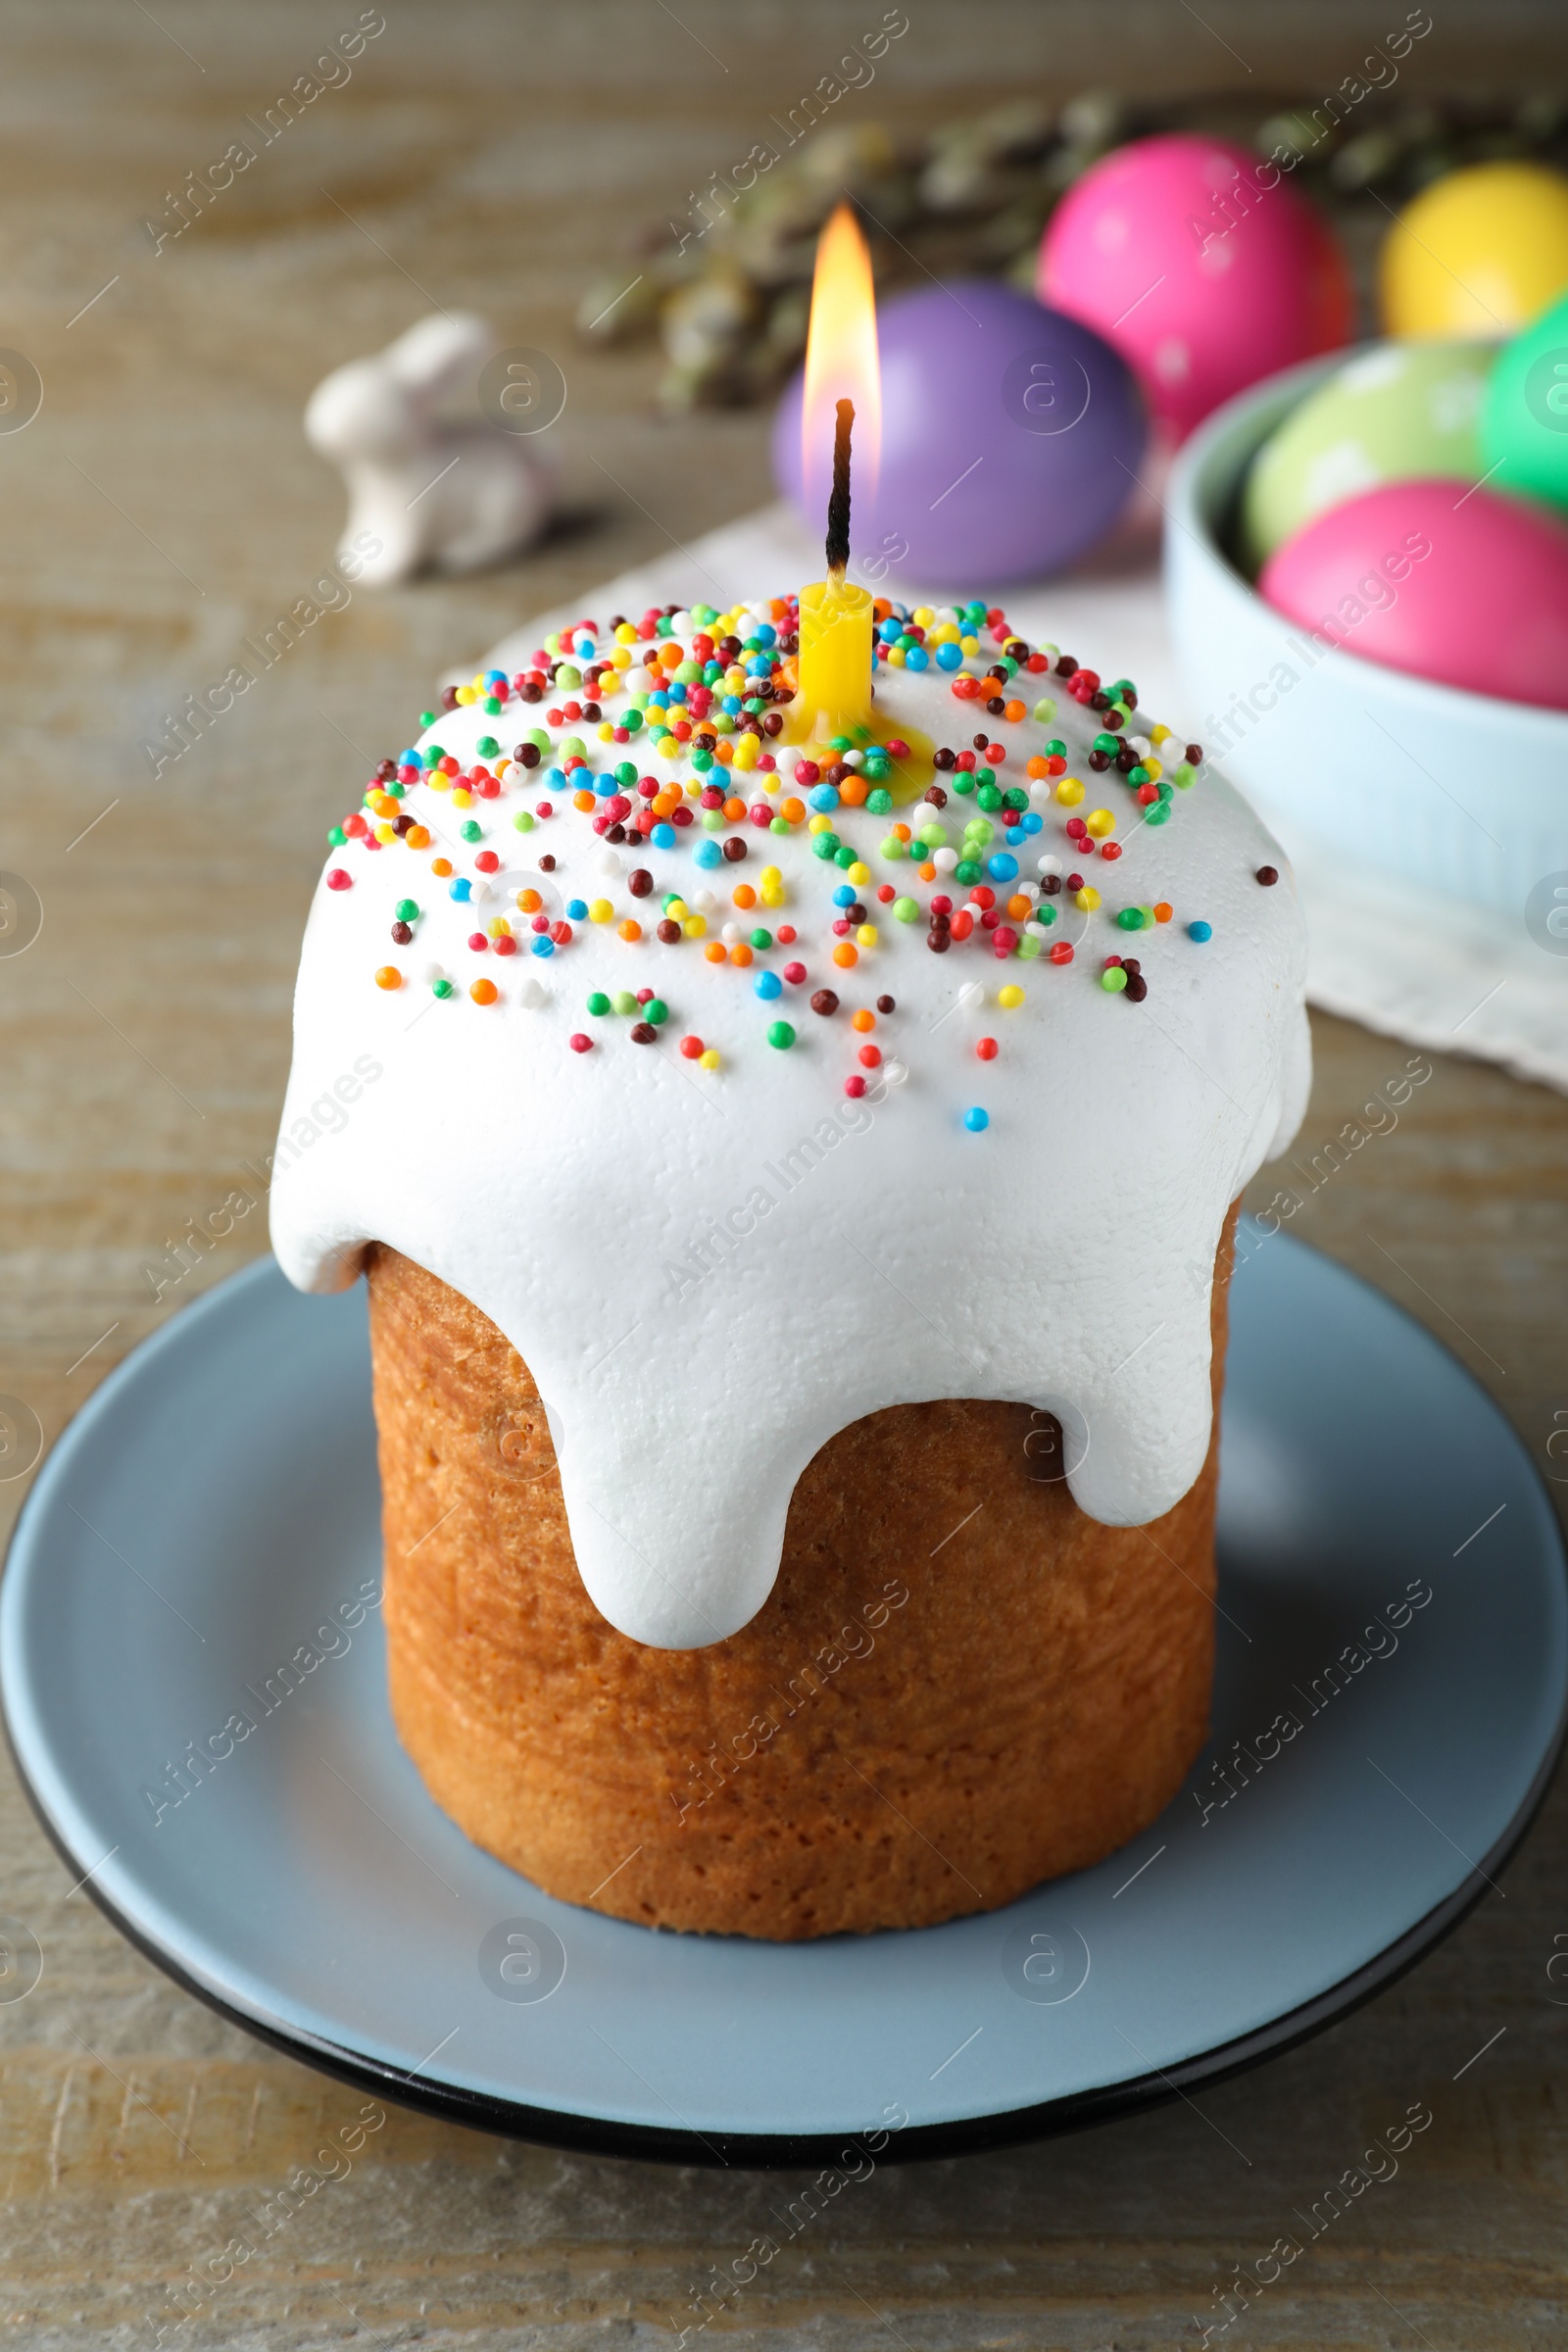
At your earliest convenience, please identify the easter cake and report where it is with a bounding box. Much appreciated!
[271,593,1309,1939]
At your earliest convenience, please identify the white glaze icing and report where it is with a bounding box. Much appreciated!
[271,611,1309,1647]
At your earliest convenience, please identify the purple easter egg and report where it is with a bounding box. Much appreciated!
[772,279,1147,587]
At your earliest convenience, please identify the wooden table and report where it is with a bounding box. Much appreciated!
[3,6,1566,2342]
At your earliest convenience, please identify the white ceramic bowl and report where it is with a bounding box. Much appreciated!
[1165,354,1568,922]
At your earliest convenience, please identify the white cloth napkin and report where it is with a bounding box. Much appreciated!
[479,501,1568,1097]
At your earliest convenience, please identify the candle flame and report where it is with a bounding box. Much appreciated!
[802,202,880,519]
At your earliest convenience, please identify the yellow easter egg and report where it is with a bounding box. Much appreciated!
[1381,162,1568,339]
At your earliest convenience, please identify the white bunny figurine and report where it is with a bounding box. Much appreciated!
[304,313,556,586]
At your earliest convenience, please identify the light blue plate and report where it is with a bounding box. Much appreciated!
[3,1228,1563,2166]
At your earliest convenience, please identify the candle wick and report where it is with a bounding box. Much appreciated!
[825,397,854,583]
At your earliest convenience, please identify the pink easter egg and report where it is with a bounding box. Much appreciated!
[1258,480,1568,710]
[1039,134,1352,442]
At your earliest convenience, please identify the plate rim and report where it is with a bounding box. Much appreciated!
[6,1706,1559,2170]
[4,1238,1565,2170]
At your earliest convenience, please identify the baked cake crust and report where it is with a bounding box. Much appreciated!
[368,1208,1235,1939]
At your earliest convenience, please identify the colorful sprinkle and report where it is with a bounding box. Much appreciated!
[327,599,1214,1110]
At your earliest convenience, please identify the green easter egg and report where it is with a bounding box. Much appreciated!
[1480,292,1568,511]
[1240,340,1494,574]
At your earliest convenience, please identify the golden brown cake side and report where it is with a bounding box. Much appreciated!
[367,1211,1235,1940]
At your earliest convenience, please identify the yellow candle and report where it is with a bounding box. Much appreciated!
[790,575,873,741]
[785,203,933,801]
[780,581,934,800]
